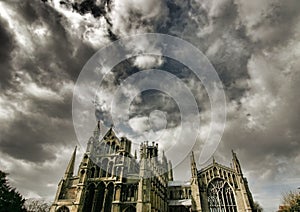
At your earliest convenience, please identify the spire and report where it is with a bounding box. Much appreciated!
[190,151,198,178]
[93,121,101,138]
[64,146,77,179]
[191,151,196,165]
[232,150,242,175]
[213,156,216,164]
[162,150,168,166]
[134,150,137,159]
[168,160,173,181]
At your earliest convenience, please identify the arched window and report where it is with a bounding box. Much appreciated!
[107,161,113,177]
[188,189,192,198]
[111,142,115,153]
[105,142,110,154]
[95,146,101,154]
[207,179,237,212]
[90,167,95,178]
[116,167,122,180]
[232,174,238,188]
[124,205,136,212]
[170,191,173,199]
[79,170,85,183]
[113,166,117,178]
[213,167,218,177]
[100,143,105,154]
[219,169,223,177]
[82,184,95,212]
[57,206,69,212]
[101,158,108,177]
[206,172,210,181]
[179,190,183,199]
[104,183,114,212]
[93,182,105,211]
[127,185,136,201]
[95,166,100,178]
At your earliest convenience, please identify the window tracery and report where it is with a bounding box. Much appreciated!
[207,179,237,212]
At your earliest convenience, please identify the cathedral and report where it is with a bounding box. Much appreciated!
[50,122,255,212]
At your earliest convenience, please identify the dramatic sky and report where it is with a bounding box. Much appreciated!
[0,0,300,211]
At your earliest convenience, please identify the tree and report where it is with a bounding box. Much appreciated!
[253,201,263,212]
[280,190,300,212]
[0,170,26,212]
[25,198,51,212]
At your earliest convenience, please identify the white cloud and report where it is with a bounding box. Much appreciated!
[128,116,149,133]
[133,55,163,69]
[109,0,169,36]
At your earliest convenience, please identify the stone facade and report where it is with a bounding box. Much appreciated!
[50,122,255,212]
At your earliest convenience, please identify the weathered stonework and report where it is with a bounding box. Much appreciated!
[50,122,255,212]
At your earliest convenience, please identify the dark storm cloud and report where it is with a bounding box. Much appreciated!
[94,55,207,130]
[130,90,181,127]
[0,0,96,93]
[42,0,253,102]
[0,0,299,210]
[153,0,253,101]
[220,65,300,161]
[203,4,252,100]
[27,89,73,119]
[14,0,95,84]
[0,112,76,162]
[248,0,300,47]
[0,0,95,163]
[56,0,118,40]
[0,17,15,90]
[71,0,108,18]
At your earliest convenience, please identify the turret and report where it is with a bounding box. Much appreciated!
[93,120,101,139]
[168,160,173,181]
[134,149,137,159]
[64,146,77,179]
[137,142,151,212]
[190,151,198,178]
[87,121,101,153]
[190,151,202,211]
[232,150,243,175]
[162,150,168,168]
[140,142,147,159]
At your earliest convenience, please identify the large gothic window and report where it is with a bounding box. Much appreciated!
[82,184,95,212]
[104,183,114,211]
[93,182,105,212]
[207,179,237,212]
[101,158,108,177]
